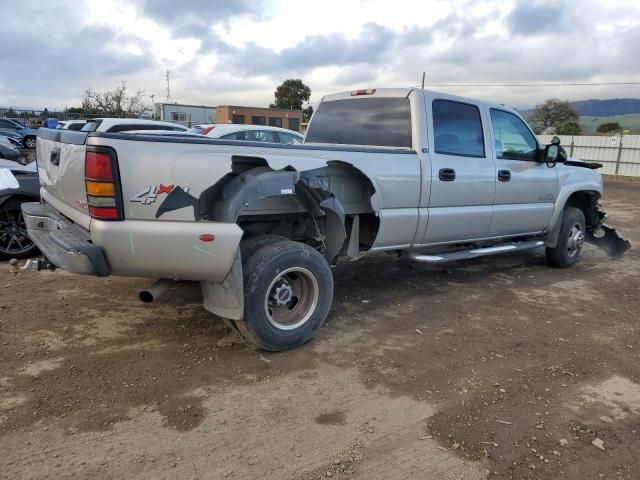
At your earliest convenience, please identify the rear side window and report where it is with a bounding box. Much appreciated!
[433,99,485,157]
[81,120,101,132]
[305,98,412,148]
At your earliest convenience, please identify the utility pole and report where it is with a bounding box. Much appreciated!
[165,70,172,104]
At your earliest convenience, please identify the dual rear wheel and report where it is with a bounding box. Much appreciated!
[229,236,334,351]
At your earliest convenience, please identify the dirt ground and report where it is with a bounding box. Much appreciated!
[1,179,639,480]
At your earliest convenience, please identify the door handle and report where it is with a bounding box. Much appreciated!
[50,148,60,166]
[439,168,456,182]
[498,170,511,182]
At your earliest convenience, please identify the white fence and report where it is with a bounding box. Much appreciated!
[538,135,640,177]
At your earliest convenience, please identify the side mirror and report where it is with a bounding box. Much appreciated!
[544,144,560,167]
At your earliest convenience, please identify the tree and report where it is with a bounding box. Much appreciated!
[269,79,311,110]
[528,98,579,133]
[81,82,151,117]
[556,122,581,135]
[303,105,314,122]
[596,122,622,134]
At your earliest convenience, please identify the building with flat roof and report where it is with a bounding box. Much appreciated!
[216,106,303,132]
[155,103,216,127]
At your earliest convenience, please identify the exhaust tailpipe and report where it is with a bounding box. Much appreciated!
[139,279,174,303]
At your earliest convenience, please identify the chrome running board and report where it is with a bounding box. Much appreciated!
[407,240,544,264]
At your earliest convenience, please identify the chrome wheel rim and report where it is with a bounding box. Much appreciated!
[0,205,34,255]
[264,267,319,331]
[567,222,584,258]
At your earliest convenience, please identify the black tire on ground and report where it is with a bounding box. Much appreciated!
[546,207,586,268]
[237,238,334,351]
[0,198,39,260]
[24,136,36,149]
[239,234,288,266]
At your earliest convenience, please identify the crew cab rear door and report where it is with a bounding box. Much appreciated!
[421,95,495,244]
[487,108,558,236]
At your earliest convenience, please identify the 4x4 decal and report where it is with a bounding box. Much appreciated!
[130,184,190,205]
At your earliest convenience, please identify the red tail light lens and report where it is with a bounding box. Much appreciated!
[85,152,114,180]
[85,147,122,221]
[88,206,119,219]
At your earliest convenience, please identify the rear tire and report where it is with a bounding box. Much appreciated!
[546,207,585,268]
[237,238,333,351]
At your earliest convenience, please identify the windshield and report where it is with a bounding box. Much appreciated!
[305,97,412,148]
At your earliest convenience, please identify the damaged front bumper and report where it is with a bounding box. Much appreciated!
[586,209,631,258]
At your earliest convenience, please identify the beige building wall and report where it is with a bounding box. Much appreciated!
[216,106,303,131]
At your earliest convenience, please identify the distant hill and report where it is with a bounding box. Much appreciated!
[579,114,640,134]
[570,99,640,116]
[521,98,640,118]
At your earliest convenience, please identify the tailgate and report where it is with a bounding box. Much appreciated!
[37,129,91,227]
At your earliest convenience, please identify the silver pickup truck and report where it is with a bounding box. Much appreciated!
[22,88,630,351]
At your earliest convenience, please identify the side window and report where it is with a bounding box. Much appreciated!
[0,119,16,129]
[247,130,275,142]
[490,109,538,161]
[221,131,247,141]
[251,116,266,126]
[433,99,485,157]
[278,132,302,144]
[107,124,141,133]
[232,115,245,124]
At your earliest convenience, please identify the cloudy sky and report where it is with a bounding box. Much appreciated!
[1,0,639,110]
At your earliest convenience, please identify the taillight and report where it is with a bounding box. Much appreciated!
[350,89,376,96]
[201,126,215,135]
[85,147,123,221]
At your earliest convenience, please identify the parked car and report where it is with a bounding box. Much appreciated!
[0,118,38,148]
[22,88,630,351]
[57,120,88,131]
[189,124,304,144]
[0,136,21,161]
[81,118,188,133]
[0,160,39,260]
[0,131,23,148]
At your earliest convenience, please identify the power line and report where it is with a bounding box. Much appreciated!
[416,81,640,87]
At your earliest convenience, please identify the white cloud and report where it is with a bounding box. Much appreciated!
[1,0,639,110]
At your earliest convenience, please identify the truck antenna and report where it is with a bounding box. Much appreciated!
[421,72,426,89]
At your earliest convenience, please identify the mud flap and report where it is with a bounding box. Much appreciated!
[201,251,244,320]
[586,224,631,258]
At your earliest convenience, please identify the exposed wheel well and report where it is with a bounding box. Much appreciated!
[565,191,600,228]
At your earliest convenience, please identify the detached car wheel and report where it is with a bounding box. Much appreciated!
[546,207,585,268]
[237,237,334,351]
[0,199,38,260]
[24,136,36,149]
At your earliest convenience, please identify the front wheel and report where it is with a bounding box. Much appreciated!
[546,207,585,268]
[0,199,38,260]
[237,238,334,351]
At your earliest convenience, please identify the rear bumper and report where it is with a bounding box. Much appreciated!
[21,202,109,276]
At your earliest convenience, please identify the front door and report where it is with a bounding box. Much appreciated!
[488,109,558,236]
[422,98,496,244]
